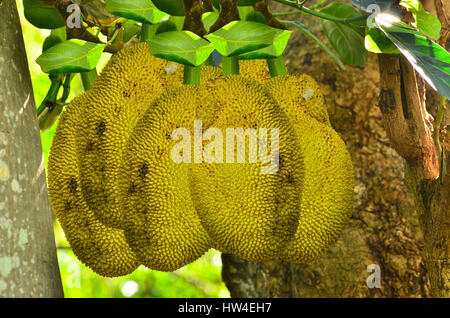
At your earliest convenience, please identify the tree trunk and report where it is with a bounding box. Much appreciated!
[0,1,64,297]
[382,0,450,297]
[222,1,431,298]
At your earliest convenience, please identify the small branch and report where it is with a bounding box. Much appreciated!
[202,0,214,13]
[209,0,240,33]
[50,0,122,53]
[272,0,369,24]
[378,54,439,180]
[253,1,287,29]
[183,0,208,36]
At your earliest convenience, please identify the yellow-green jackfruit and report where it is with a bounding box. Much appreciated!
[264,76,354,263]
[265,74,330,126]
[76,43,184,229]
[189,76,304,262]
[47,92,140,277]
[117,85,213,271]
[239,59,271,83]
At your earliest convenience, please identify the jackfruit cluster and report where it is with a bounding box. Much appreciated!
[48,42,354,277]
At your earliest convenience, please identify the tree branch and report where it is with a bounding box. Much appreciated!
[182,0,208,36]
[209,0,240,33]
[253,0,287,30]
[378,54,439,180]
[48,0,123,53]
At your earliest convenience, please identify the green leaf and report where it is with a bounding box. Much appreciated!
[320,3,368,66]
[283,20,345,70]
[156,21,179,34]
[365,27,400,54]
[42,35,63,53]
[321,2,366,36]
[50,27,67,41]
[148,31,215,67]
[245,11,267,25]
[375,15,450,99]
[36,40,106,74]
[239,30,292,60]
[205,21,285,57]
[237,6,254,20]
[23,0,65,29]
[105,0,167,24]
[121,22,142,43]
[399,0,441,40]
[202,11,219,33]
[152,0,185,16]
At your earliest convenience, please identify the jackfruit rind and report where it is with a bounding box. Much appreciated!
[239,59,271,83]
[47,93,140,277]
[189,76,304,262]
[117,85,212,272]
[76,43,184,229]
[279,116,354,263]
[265,74,330,126]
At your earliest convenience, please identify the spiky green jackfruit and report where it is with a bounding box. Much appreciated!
[76,43,184,229]
[47,92,140,277]
[189,76,304,262]
[117,85,213,271]
[264,76,354,263]
[265,75,330,126]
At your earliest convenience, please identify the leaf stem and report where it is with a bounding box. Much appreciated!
[267,56,288,77]
[183,65,201,85]
[140,24,156,42]
[59,73,74,102]
[272,0,368,23]
[222,55,239,76]
[36,75,63,116]
[80,69,98,91]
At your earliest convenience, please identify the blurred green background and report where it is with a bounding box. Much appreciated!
[15,0,230,298]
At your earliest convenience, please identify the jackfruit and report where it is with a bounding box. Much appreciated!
[263,74,330,125]
[189,76,304,261]
[47,92,140,277]
[75,43,184,229]
[264,76,354,263]
[239,59,271,83]
[282,118,354,263]
[117,85,213,271]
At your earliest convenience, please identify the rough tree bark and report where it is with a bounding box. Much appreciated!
[379,0,449,297]
[0,1,64,297]
[222,0,431,297]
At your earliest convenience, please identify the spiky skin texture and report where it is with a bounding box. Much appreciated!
[264,76,354,263]
[75,43,184,229]
[262,74,330,126]
[118,86,212,272]
[47,92,140,277]
[189,76,304,262]
[239,59,271,83]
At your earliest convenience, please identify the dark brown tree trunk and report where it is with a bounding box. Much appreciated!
[222,1,431,298]
[0,1,64,297]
